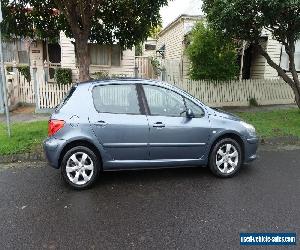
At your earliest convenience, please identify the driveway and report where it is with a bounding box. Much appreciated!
[0,147,299,249]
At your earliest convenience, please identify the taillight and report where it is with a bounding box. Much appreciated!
[48,119,65,136]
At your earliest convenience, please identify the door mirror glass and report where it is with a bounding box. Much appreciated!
[185,98,205,118]
[186,108,195,118]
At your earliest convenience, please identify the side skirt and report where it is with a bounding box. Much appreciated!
[103,159,208,171]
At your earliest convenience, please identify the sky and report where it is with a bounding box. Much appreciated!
[160,0,203,28]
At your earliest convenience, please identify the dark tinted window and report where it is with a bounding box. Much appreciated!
[92,84,140,114]
[143,85,186,117]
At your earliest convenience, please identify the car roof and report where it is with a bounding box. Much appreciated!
[74,78,206,107]
[75,78,175,89]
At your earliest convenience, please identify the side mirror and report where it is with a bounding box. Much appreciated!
[186,108,195,118]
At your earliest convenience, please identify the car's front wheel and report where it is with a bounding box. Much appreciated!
[61,146,100,190]
[209,138,242,178]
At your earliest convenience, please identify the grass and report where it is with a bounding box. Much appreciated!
[0,120,48,155]
[236,109,300,138]
[0,108,299,155]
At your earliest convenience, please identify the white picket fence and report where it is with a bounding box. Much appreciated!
[6,66,296,110]
[32,69,72,109]
[166,77,295,107]
[18,73,35,104]
[38,80,72,109]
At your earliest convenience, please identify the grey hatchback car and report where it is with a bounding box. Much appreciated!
[44,79,258,189]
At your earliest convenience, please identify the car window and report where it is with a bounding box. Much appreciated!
[143,85,186,117]
[92,84,141,114]
[55,85,77,111]
[185,98,205,118]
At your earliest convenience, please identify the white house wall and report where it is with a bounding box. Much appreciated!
[264,36,282,79]
[29,40,44,68]
[157,16,202,80]
[60,31,135,81]
[157,20,184,61]
[250,30,283,79]
[60,31,79,82]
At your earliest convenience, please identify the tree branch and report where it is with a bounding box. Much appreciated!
[285,40,300,88]
[254,43,295,88]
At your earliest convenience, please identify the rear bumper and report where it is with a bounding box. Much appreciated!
[43,137,66,169]
[244,137,259,163]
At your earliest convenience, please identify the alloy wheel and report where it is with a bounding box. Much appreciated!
[66,152,94,185]
[216,143,239,174]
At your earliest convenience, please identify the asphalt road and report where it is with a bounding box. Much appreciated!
[0,147,299,250]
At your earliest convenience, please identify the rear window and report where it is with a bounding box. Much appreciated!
[55,86,77,111]
[92,84,141,114]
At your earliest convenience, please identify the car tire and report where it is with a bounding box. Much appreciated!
[61,146,101,190]
[209,138,242,178]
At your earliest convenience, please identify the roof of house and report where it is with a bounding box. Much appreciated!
[159,14,203,37]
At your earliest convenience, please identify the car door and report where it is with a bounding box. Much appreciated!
[89,83,150,161]
[142,84,211,160]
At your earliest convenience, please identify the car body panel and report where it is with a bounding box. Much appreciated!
[43,79,259,170]
[147,115,211,160]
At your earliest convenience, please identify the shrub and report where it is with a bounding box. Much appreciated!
[91,71,110,80]
[111,73,127,78]
[17,65,31,82]
[55,68,72,85]
[249,97,259,107]
[150,57,164,77]
[185,21,239,81]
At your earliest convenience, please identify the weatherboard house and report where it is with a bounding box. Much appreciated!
[157,14,299,80]
[2,31,137,83]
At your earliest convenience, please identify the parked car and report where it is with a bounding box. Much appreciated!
[44,79,258,189]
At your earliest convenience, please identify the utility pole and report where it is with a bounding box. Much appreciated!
[0,0,11,137]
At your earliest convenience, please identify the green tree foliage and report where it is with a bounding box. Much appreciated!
[2,0,168,81]
[186,22,238,81]
[203,0,300,108]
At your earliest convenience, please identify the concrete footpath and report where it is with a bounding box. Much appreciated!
[0,106,50,123]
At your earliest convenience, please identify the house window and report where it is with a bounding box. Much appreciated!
[111,45,121,66]
[17,40,29,64]
[89,44,121,66]
[280,40,300,71]
[2,40,17,62]
[145,44,156,51]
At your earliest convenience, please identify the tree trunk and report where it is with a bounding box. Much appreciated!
[76,38,90,82]
[294,84,300,108]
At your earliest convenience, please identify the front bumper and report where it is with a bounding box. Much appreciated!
[43,137,66,169]
[244,137,259,163]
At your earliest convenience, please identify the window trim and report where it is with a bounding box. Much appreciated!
[89,45,121,67]
[141,84,205,118]
[92,83,144,115]
[280,44,300,73]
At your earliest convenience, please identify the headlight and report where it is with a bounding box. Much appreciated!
[240,121,256,136]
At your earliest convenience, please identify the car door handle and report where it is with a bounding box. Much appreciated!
[96,120,108,127]
[153,122,165,128]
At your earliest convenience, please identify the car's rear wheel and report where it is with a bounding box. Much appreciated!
[61,146,100,190]
[209,138,242,178]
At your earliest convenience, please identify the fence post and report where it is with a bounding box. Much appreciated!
[134,64,139,78]
[160,68,166,82]
[44,60,49,83]
[12,60,19,101]
[32,60,39,112]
